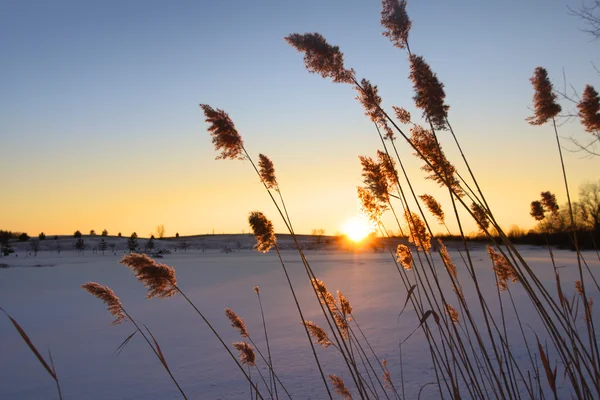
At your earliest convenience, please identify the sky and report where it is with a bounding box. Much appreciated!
[1,0,599,238]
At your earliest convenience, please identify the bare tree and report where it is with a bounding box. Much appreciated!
[579,180,600,230]
[156,224,166,239]
[570,0,600,39]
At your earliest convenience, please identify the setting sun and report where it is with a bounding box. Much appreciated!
[342,216,374,242]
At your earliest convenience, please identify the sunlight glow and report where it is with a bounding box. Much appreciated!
[342,216,374,242]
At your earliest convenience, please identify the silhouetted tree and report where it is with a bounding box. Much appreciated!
[118,232,122,237]
[579,181,600,230]
[90,229,96,236]
[75,238,85,253]
[145,237,155,252]
[127,234,138,252]
[156,224,166,239]
[175,232,180,238]
[312,228,325,244]
[38,232,46,240]
[18,233,29,242]
[101,229,108,237]
[98,239,107,254]
[74,230,82,238]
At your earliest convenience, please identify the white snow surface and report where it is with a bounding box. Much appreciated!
[0,245,599,399]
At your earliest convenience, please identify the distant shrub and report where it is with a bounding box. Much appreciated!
[38,232,46,240]
[74,230,82,238]
[18,233,29,242]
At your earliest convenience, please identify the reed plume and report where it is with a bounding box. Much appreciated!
[392,105,411,124]
[470,202,489,232]
[82,282,126,325]
[200,104,245,160]
[530,200,546,221]
[225,308,249,338]
[381,0,411,50]
[254,286,260,294]
[576,280,584,296]
[487,246,519,291]
[355,79,394,139]
[337,290,353,316]
[303,321,333,348]
[248,211,276,253]
[445,304,460,323]
[410,125,463,196]
[382,359,393,389]
[258,154,278,189]
[284,33,355,84]
[540,191,559,216]
[359,155,390,203]
[405,210,431,252]
[396,244,413,270]
[577,85,600,133]
[437,239,457,279]
[357,186,387,224]
[526,67,561,126]
[328,374,353,399]
[419,194,445,224]
[233,341,256,366]
[120,254,178,299]
[409,54,449,130]
[376,150,399,187]
[312,279,337,313]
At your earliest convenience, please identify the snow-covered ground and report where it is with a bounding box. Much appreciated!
[0,246,598,399]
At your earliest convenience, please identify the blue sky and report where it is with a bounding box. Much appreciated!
[1,0,598,237]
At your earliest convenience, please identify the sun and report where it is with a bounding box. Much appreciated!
[342,216,374,242]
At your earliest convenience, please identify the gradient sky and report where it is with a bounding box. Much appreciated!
[1,0,599,238]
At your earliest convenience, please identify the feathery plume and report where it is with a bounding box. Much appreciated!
[487,246,519,291]
[540,191,559,217]
[437,239,457,279]
[225,308,249,338]
[396,244,413,270]
[376,150,399,187]
[303,321,332,348]
[575,280,584,296]
[382,359,393,389]
[409,54,449,130]
[120,254,178,299]
[248,211,276,253]
[355,79,395,139]
[359,155,390,203]
[445,304,459,323]
[254,285,260,295]
[577,85,600,132]
[405,211,431,252]
[419,194,445,224]
[258,154,278,190]
[410,125,463,196]
[233,341,256,366]
[585,298,594,322]
[311,279,337,313]
[284,33,355,84]
[470,203,489,232]
[82,282,126,325]
[357,186,387,224]
[200,104,244,160]
[392,106,411,124]
[381,0,411,49]
[329,374,353,399]
[526,67,561,125]
[337,291,353,316]
[530,201,545,221]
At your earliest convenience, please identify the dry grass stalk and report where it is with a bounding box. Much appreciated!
[328,374,353,399]
[355,79,394,139]
[82,282,126,325]
[410,125,463,196]
[254,286,260,295]
[575,280,584,296]
[487,246,519,291]
[392,106,411,124]
[200,104,244,160]
[526,67,561,125]
[233,341,256,366]
[470,203,489,232]
[225,308,249,338]
[248,211,276,253]
[445,304,460,323]
[437,239,457,279]
[284,33,355,84]
[357,186,387,224]
[303,321,333,348]
[405,210,431,252]
[419,194,445,224]
[120,254,178,299]
[409,55,449,130]
[381,0,411,49]
[382,359,393,389]
[577,84,600,133]
[258,154,277,189]
[585,298,594,322]
[396,244,413,270]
